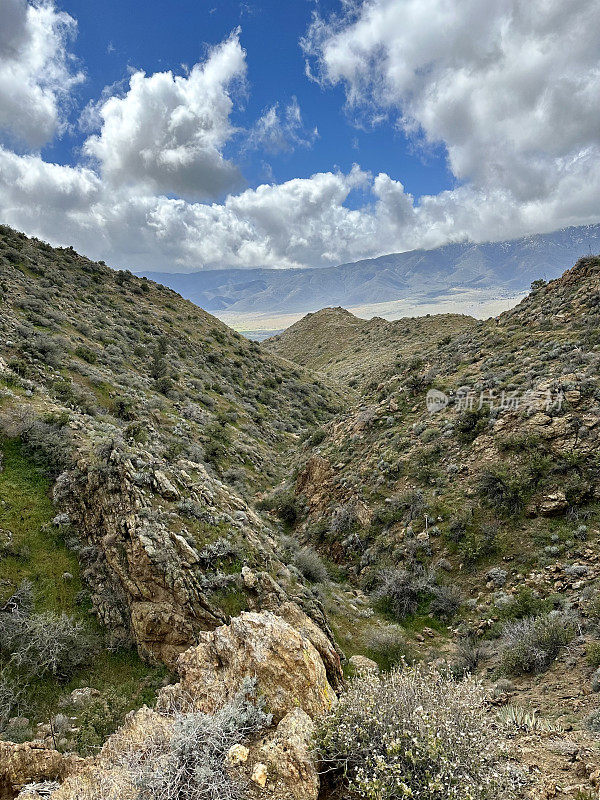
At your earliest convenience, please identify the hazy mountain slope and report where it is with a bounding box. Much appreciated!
[264,306,476,387]
[141,223,600,317]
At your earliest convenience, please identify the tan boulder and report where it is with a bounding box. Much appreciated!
[247,708,319,800]
[349,654,380,673]
[157,611,336,722]
[539,491,569,516]
[0,742,82,798]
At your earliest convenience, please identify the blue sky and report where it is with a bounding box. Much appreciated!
[0,0,598,272]
[45,0,451,200]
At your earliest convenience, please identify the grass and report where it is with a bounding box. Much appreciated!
[0,437,168,733]
[0,437,82,611]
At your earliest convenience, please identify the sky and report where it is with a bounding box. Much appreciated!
[0,0,599,272]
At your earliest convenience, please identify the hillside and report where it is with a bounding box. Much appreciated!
[285,257,600,589]
[4,229,600,799]
[253,256,600,796]
[264,306,475,387]
[0,224,343,752]
[141,223,600,322]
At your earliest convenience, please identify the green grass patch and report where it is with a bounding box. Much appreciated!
[0,437,81,611]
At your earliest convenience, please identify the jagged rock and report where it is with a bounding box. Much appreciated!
[152,470,180,500]
[156,611,337,722]
[226,744,249,766]
[250,763,268,788]
[539,492,569,516]
[249,708,319,799]
[0,742,81,798]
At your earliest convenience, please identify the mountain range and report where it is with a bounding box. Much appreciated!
[140,223,600,320]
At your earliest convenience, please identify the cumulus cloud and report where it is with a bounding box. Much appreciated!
[83,31,246,200]
[247,97,318,153]
[0,1,599,273]
[0,0,84,148]
[304,0,600,204]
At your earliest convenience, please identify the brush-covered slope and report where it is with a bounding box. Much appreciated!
[264,306,475,387]
[270,257,600,621]
[0,225,343,739]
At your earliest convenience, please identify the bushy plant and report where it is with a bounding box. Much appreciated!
[75,689,130,755]
[499,611,577,675]
[315,665,513,800]
[362,625,410,671]
[0,609,98,680]
[124,677,271,800]
[478,467,528,515]
[292,546,328,583]
[373,567,460,621]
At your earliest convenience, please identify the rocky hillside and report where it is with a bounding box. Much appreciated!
[5,230,600,800]
[0,224,343,755]
[256,256,600,797]
[265,306,474,387]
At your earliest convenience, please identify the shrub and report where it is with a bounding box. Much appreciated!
[124,677,271,800]
[478,467,528,516]
[75,689,130,755]
[315,665,513,800]
[0,610,98,680]
[499,611,577,675]
[587,642,600,668]
[292,546,328,583]
[373,567,460,622]
[257,487,299,525]
[585,709,600,734]
[361,625,410,671]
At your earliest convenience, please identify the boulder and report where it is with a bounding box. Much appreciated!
[248,708,319,799]
[157,611,336,722]
[539,491,569,516]
[349,654,379,673]
[0,742,81,799]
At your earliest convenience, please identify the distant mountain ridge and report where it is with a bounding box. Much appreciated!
[139,224,600,317]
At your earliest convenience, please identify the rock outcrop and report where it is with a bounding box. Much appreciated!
[157,611,338,721]
[0,742,82,800]
[42,612,335,800]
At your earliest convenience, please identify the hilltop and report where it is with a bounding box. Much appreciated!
[264,306,475,387]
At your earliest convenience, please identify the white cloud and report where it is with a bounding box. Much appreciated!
[0,0,84,148]
[0,2,599,274]
[83,31,246,200]
[247,97,318,153]
[304,0,600,205]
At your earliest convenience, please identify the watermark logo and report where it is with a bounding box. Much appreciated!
[426,386,564,414]
[426,389,449,414]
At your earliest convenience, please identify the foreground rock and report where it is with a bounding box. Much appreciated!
[157,610,338,721]
[0,742,82,800]
[28,612,334,800]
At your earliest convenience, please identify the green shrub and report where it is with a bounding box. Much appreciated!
[361,625,410,671]
[373,567,460,622]
[75,689,130,755]
[499,611,577,675]
[292,546,328,583]
[478,466,528,516]
[587,642,600,668]
[315,665,513,800]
